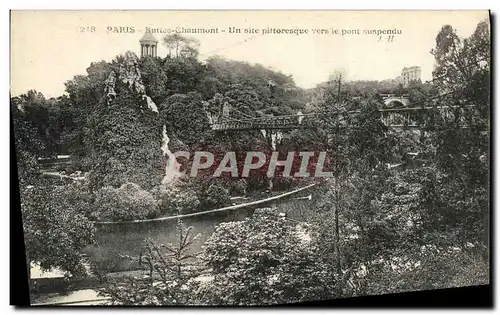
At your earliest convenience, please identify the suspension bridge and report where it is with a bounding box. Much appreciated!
[207,64,487,132]
[209,102,480,131]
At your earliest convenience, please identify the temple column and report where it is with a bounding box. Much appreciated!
[139,31,159,57]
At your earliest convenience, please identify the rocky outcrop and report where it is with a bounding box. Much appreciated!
[103,51,183,186]
[111,51,159,113]
[259,129,283,151]
[103,71,117,104]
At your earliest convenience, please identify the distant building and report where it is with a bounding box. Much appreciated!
[401,66,421,87]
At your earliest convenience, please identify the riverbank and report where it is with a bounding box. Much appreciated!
[83,183,320,274]
[92,182,319,225]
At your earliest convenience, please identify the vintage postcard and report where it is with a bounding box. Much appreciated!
[10,10,491,306]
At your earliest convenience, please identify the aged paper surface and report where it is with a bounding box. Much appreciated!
[11,10,489,96]
[11,10,490,306]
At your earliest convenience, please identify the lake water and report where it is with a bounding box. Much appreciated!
[83,189,316,273]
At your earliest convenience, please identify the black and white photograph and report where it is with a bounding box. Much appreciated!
[9,10,491,306]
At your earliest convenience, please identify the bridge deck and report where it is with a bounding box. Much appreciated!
[210,105,479,131]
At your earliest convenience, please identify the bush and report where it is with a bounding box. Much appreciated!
[352,246,490,296]
[198,184,231,210]
[272,176,303,191]
[225,178,247,196]
[62,181,95,218]
[198,208,339,305]
[158,184,200,215]
[94,182,160,221]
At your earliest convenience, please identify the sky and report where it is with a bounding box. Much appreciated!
[10,10,489,98]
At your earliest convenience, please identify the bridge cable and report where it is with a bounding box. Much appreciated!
[199,33,266,58]
[214,87,468,125]
[231,107,258,119]
[210,64,485,127]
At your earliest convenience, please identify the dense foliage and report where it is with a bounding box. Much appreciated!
[21,185,96,279]
[198,208,343,305]
[156,184,201,215]
[93,182,160,221]
[85,77,164,191]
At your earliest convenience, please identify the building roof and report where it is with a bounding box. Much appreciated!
[139,31,158,43]
[402,66,421,71]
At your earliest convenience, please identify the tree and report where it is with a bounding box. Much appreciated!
[302,21,491,298]
[341,79,400,98]
[159,92,211,148]
[11,91,63,157]
[328,68,348,104]
[427,19,490,248]
[163,55,206,96]
[64,60,118,166]
[100,220,202,305]
[21,185,96,281]
[431,20,490,104]
[139,56,169,104]
[406,81,439,104]
[12,92,97,289]
[11,101,46,186]
[198,208,343,305]
[222,84,266,117]
[202,56,303,110]
[163,34,200,58]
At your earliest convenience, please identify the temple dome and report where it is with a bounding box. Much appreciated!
[139,31,158,44]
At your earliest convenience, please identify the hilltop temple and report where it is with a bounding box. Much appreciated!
[139,31,158,58]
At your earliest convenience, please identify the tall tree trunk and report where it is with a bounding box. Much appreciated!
[333,178,341,275]
[334,126,342,275]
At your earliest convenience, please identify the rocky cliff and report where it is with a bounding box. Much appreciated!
[103,51,182,186]
[104,51,158,113]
